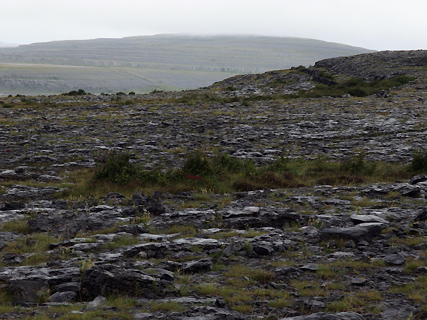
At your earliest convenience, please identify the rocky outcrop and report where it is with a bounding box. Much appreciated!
[314,50,427,80]
[1,50,427,319]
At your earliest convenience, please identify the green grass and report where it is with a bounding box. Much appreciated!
[390,236,427,247]
[290,280,327,297]
[149,301,187,313]
[0,219,31,234]
[59,150,416,199]
[157,224,197,237]
[224,264,275,285]
[2,233,61,256]
[326,294,366,312]
[101,234,140,251]
[106,295,137,309]
[390,275,427,305]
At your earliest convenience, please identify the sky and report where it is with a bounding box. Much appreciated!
[1,0,427,51]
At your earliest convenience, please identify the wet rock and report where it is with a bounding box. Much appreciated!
[396,184,421,198]
[383,254,406,266]
[49,291,77,303]
[144,268,174,281]
[350,214,388,225]
[182,258,213,273]
[222,206,299,229]
[173,238,223,250]
[223,240,243,256]
[279,312,365,320]
[9,278,49,304]
[0,201,25,211]
[274,266,301,278]
[89,205,114,213]
[3,185,64,200]
[350,278,367,286]
[132,191,146,206]
[414,208,427,222]
[81,264,157,299]
[300,264,319,272]
[124,242,169,259]
[409,175,427,185]
[252,242,274,255]
[28,211,87,236]
[55,282,81,293]
[1,252,25,265]
[380,302,418,320]
[320,223,385,242]
[119,224,149,235]
[415,266,427,274]
[87,295,107,308]
[146,198,166,215]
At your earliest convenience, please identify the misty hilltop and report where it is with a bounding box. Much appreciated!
[0,34,373,95]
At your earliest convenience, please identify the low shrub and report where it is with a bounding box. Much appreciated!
[182,151,213,177]
[62,89,87,96]
[410,149,427,172]
[94,152,140,184]
[340,152,376,175]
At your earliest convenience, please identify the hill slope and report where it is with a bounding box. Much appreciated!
[0,34,373,95]
[0,50,427,319]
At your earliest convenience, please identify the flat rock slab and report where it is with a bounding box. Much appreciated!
[350,214,388,225]
[320,223,385,241]
[383,254,406,266]
[279,312,365,320]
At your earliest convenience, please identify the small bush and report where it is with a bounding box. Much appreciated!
[225,85,237,91]
[294,65,307,72]
[318,71,335,80]
[94,152,139,184]
[347,87,368,97]
[232,180,258,192]
[22,99,37,105]
[410,149,427,172]
[340,152,375,175]
[182,151,213,177]
[211,153,244,174]
[62,89,87,96]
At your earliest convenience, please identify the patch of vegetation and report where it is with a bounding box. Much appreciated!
[93,152,141,184]
[149,301,187,313]
[158,224,197,237]
[296,74,415,98]
[61,89,88,96]
[225,264,275,285]
[101,234,140,251]
[325,294,366,312]
[409,149,427,172]
[390,275,427,305]
[0,219,31,234]
[235,74,415,102]
[62,150,415,198]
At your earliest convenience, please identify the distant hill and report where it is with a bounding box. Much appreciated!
[0,42,18,48]
[0,34,373,95]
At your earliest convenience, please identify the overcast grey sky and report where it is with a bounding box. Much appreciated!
[1,0,426,50]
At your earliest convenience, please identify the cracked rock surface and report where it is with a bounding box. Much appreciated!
[1,50,427,319]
